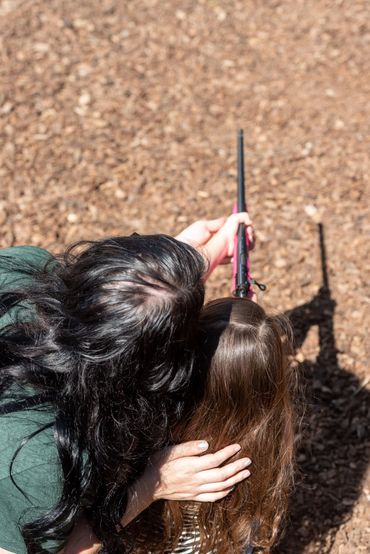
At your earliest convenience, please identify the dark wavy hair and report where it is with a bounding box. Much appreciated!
[0,234,205,553]
[130,298,297,553]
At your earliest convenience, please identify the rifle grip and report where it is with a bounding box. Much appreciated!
[232,204,253,297]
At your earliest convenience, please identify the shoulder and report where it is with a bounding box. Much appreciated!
[0,246,57,329]
[0,245,54,286]
[0,245,53,268]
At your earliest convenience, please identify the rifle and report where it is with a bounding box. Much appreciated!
[232,129,266,298]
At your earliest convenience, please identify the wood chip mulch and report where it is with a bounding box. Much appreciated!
[0,1,369,552]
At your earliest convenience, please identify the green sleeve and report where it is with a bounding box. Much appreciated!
[0,407,62,553]
[0,247,62,551]
[0,245,53,280]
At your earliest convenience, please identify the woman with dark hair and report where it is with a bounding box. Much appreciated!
[0,214,254,553]
[130,297,297,553]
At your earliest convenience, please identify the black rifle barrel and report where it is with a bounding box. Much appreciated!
[235,129,249,297]
[237,129,246,211]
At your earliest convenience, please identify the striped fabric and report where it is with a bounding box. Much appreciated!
[158,512,254,554]
[162,511,202,553]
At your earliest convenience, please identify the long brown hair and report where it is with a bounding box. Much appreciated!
[132,298,297,553]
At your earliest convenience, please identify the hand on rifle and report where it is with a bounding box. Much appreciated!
[176,214,254,279]
[175,217,226,249]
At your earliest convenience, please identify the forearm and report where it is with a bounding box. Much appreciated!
[61,517,101,554]
[201,234,229,280]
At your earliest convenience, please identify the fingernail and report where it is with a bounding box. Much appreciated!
[198,440,209,450]
[243,458,252,467]
[234,444,241,452]
[244,469,251,477]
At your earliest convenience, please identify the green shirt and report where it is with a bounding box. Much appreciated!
[0,246,62,553]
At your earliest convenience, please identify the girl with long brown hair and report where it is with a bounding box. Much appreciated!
[129,297,297,553]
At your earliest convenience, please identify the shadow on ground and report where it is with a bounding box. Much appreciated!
[274,225,370,554]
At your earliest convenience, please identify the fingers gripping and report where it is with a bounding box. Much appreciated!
[150,442,252,504]
[205,217,227,233]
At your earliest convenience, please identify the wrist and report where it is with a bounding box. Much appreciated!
[202,244,228,280]
[119,475,155,528]
[132,473,156,507]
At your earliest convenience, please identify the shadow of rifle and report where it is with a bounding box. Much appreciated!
[274,224,370,554]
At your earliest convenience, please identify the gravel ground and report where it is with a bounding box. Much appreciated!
[0,1,369,552]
